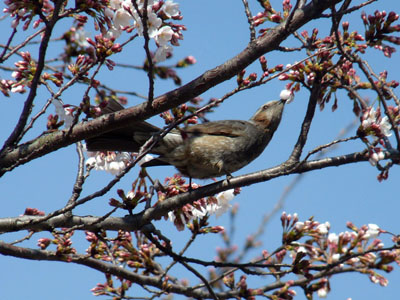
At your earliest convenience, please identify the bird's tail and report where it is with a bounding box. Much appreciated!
[85,100,159,152]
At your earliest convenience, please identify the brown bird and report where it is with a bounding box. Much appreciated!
[86,98,287,179]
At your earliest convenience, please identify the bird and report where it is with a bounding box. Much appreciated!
[86,97,287,179]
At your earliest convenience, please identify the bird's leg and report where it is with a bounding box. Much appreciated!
[188,177,193,191]
[225,172,233,184]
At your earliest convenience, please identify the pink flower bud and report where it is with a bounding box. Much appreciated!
[249,73,257,81]
[270,14,282,23]
[185,55,197,64]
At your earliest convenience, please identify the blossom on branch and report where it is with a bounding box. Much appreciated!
[85,149,132,175]
[161,0,180,18]
[360,107,392,138]
[52,99,74,128]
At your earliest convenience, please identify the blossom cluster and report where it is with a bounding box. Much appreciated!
[104,0,183,62]
[278,212,400,298]
[357,106,398,170]
[85,150,133,175]
[362,10,400,57]
[157,174,237,231]
[10,51,35,94]
[360,107,392,138]
[87,230,162,297]
[37,231,76,256]
[3,0,52,30]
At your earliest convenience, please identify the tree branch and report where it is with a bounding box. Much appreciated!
[0,0,343,176]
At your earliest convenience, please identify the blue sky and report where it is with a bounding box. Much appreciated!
[1,0,400,299]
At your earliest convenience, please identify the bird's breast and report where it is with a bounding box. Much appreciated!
[162,126,268,179]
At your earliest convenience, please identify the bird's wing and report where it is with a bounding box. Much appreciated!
[184,120,251,137]
[133,130,183,154]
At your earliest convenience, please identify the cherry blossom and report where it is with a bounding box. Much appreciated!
[52,99,74,128]
[154,44,173,62]
[280,88,295,103]
[365,223,380,239]
[113,8,134,29]
[85,150,132,175]
[361,107,392,137]
[369,150,385,166]
[155,26,174,46]
[135,9,162,38]
[161,0,180,18]
[208,189,235,217]
[317,222,330,234]
[327,232,339,245]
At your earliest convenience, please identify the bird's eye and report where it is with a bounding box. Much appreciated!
[262,104,269,110]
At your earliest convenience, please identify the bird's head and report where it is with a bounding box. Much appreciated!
[250,99,286,131]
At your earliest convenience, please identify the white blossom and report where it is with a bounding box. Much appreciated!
[154,44,173,62]
[167,189,234,228]
[109,0,122,10]
[294,221,305,231]
[331,253,340,262]
[327,233,339,245]
[135,10,161,38]
[361,107,376,129]
[105,25,122,39]
[113,8,134,29]
[369,151,385,166]
[379,116,392,137]
[168,210,176,223]
[104,7,115,19]
[317,287,328,298]
[280,89,294,103]
[73,27,90,48]
[213,189,235,217]
[161,0,180,18]
[85,150,132,175]
[155,26,174,46]
[121,0,134,11]
[52,99,74,128]
[317,222,330,234]
[191,206,207,219]
[362,107,392,137]
[370,275,379,284]
[11,85,25,93]
[365,223,380,239]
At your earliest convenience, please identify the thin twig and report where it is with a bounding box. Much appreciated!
[66,142,86,208]
[241,0,256,41]
[0,0,64,153]
[321,0,377,18]
[0,27,46,63]
[132,0,155,103]
[0,28,17,62]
